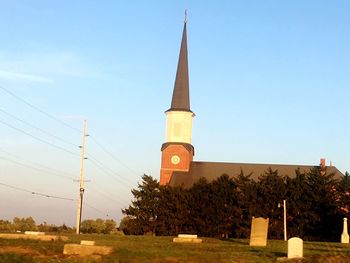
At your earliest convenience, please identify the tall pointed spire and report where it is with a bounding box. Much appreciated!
[168,13,191,112]
[160,12,194,186]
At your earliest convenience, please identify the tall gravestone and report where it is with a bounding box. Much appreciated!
[249,217,269,246]
[288,237,303,259]
[341,218,349,244]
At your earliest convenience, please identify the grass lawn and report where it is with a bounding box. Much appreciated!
[1,234,350,262]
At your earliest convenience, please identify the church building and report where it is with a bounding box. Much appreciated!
[160,19,344,187]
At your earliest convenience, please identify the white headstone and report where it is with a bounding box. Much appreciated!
[81,240,95,246]
[178,234,197,239]
[341,218,349,244]
[288,237,303,259]
[173,234,202,243]
[249,217,269,246]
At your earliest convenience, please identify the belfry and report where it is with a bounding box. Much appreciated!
[160,16,195,185]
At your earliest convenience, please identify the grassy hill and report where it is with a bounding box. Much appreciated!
[1,234,350,262]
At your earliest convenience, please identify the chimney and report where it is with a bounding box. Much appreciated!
[320,158,326,175]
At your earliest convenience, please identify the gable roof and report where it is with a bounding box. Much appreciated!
[169,161,344,188]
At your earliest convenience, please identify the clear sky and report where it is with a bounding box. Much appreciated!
[0,0,349,226]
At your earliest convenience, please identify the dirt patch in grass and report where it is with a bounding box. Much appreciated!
[0,246,105,263]
[0,246,38,255]
[304,255,350,263]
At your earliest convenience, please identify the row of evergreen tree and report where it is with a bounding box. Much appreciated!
[122,167,350,241]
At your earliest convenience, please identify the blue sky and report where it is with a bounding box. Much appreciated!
[0,0,349,226]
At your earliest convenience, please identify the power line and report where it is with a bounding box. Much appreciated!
[0,85,140,182]
[0,181,112,218]
[0,84,140,205]
[0,118,80,157]
[0,182,76,201]
[86,152,135,186]
[88,184,129,207]
[88,158,132,190]
[0,107,79,148]
[0,147,77,178]
[0,155,74,181]
[84,203,110,217]
[89,135,141,176]
[0,85,82,133]
[86,156,133,190]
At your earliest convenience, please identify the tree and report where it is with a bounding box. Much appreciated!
[13,217,37,232]
[119,216,142,235]
[302,167,342,241]
[122,174,160,235]
[337,171,350,218]
[156,185,189,236]
[80,218,116,234]
[37,222,58,232]
[183,175,242,238]
[0,220,13,232]
[234,169,256,238]
[256,168,287,239]
[120,168,347,241]
[187,177,215,236]
[210,174,240,238]
[80,219,100,233]
[103,219,117,234]
[285,169,311,238]
[57,224,74,233]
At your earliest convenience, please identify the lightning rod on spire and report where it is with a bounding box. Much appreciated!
[184,9,187,24]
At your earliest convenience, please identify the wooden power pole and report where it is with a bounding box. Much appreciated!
[283,199,287,241]
[76,120,87,234]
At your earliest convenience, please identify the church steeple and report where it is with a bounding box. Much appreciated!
[160,14,195,185]
[168,17,191,112]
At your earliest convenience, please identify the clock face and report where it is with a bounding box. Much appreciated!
[171,155,181,165]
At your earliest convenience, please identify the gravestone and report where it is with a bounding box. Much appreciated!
[173,234,202,243]
[178,234,197,239]
[81,240,95,246]
[341,218,349,243]
[288,237,303,259]
[249,217,269,246]
[63,244,112,256]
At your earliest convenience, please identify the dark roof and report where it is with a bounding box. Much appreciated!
[161,142,194,153]
[169,161,344,188]
[167,21,191,112]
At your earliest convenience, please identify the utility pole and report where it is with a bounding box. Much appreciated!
[76,120,87,234]
[283,199,287,241]
[278,199,287,241]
